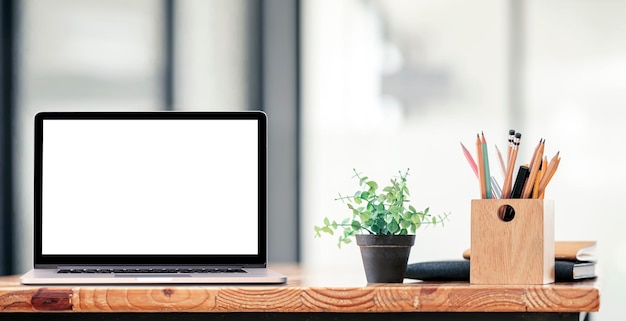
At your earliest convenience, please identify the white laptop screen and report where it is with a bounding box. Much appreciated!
[34,112,267,266]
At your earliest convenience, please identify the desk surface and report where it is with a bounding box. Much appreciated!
[0,264,599,313]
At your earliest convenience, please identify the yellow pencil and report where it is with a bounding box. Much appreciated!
[522,139,544,198]
[538,151,560,198]
[532,156,547,199]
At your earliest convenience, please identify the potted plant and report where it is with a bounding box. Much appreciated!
[314,169,449,283]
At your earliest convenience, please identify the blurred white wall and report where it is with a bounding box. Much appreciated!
[525,1,626,320]
[302,0,622,320]
[302,0,509,268]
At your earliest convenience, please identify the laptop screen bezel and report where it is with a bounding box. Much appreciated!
[33,111,268,268]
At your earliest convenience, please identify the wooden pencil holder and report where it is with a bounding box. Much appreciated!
[470,199,555,285]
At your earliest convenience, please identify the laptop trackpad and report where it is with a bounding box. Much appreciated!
[113,273,191,282]
[115,274,192,278]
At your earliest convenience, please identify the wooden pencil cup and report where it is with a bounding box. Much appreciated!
[470,199,555,285]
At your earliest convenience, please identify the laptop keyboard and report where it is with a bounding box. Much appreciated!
[57,268,247,274]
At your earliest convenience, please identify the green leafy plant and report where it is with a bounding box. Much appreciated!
[314,169,449,247]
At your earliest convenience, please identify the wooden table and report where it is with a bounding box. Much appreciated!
[0,264,599,320]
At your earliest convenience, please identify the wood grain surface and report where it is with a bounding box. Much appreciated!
[0,265,599,313]
[471,199,555,284]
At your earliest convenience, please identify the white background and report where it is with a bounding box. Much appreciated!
[41,119,259,255]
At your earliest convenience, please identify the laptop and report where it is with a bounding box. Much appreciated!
[21,111,287,284]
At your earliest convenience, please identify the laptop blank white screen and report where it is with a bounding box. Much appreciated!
[41,118,259,256]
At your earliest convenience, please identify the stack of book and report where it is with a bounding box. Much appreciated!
[405,241,596,282]
[552,241,597,281]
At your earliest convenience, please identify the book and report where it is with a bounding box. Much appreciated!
[405,260,470,281]
[405,260,596,282]
[462,241,597,262]
[555,260,596,281]
[554,241,596,262]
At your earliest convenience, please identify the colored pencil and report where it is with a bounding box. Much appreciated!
[476,134,486,199]
[460,142,478,178]
[481,132,493,199]
[495,144,507,179]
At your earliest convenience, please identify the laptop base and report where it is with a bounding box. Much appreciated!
[21,267,287,284]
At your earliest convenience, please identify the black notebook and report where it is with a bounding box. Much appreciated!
[405,260,596,282]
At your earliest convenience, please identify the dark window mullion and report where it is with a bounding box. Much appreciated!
[163,0,175,110]
[0,0,16,275]
[261,0,300,263]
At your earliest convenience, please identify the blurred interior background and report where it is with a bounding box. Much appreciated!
[1,0,623,319]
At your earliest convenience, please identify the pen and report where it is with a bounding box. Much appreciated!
[510,165,530,199]
[504,164,529,220]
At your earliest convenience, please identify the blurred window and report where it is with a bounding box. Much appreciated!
[12,0,294,273]
[16,0,163,274]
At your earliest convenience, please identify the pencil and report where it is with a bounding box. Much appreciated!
[481,132,493,199]
[537,151,560,198]
[490,176,502,199]
[507,129,515,164]
[494,144,506,179]
[532,156,546,199]
[527,138,543,177]
[539,156,560,199]
[501,132,521,198]
[460,142,478,178]
[522,139,545,198]
[476,134,486,199]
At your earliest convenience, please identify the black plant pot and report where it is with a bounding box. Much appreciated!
[355,234,415,283]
